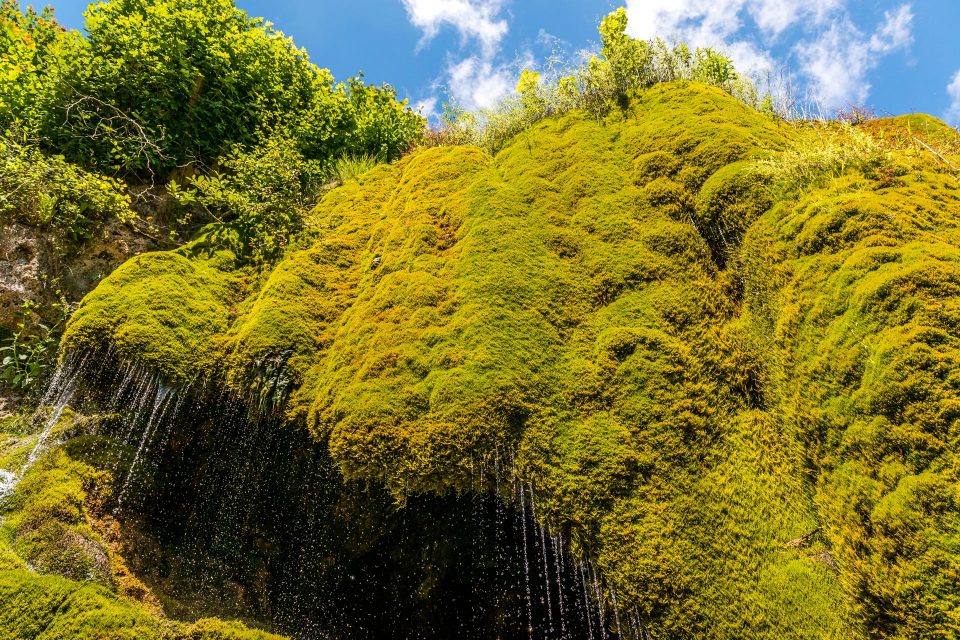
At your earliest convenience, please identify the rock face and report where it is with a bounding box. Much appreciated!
[0,222,54,333]
[59,219,156,305]
[0,218,154,335]
[0,216,154,420]
[14,83,960,638]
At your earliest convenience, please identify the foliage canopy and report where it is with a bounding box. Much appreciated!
[0,0,424,178]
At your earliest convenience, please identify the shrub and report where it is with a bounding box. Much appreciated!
[0,1,79,129]
[429,8,758,154]
[169,136,319,265]
[0,130,134,239]
[0,0,425,179]
[0,308,63,393]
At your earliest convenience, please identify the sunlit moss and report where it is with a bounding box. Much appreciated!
[58,82,960,638]
[61,248,244,382]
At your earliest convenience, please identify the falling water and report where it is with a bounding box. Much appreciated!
[592,562,606,637]
[116,383,182,507]
[611,587,623,638]
[581,564,595,639]
[0,470,15,503]
[0,353,88,501]
[0,346,640,639]
[554,532,569,639]
[518,480,534,638]
[528,484,555,637]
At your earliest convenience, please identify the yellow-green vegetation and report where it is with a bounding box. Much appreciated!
[0,569,285,640]
[58,78,960,638]
[0,0,424,178]
[0,132,134,241]
[3,434,113,585]
[62,245,243,382]
[740,118,960,637]
[434,7,756,155]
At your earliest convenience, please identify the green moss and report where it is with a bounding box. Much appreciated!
[862,113,960,166]
[61,249,243,382]
[3,445,113,586]
[184,618,286,640]
[741,154,960,637]
[58,82,960,638]
[0,566,291,639]
[0,569,171,640]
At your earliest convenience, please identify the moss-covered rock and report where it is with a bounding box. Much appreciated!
[0,568,285,639]
[62,248,243,382]
[58,82,960,638]
[740,152,960,638]
[0,569,170,640]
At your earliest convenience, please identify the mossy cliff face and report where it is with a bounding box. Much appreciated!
[60,82,960,638]
[740,115,960,637]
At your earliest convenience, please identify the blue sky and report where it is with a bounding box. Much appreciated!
[41,0,960,126]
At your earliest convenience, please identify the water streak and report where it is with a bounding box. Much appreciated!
[591,563,606,637]
[116,384,179,507]
[528,484,555,637]
[554,531,569,639]
[0,353,88,501]
[580,564,595,639]
[518,481,534,638]
[610,587,623,638]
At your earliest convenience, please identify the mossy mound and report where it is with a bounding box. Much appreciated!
[0,570,285,640]
[61,82,960,638]
[740,147,960,637]
[0,570,170,640]
[62,246,243,382]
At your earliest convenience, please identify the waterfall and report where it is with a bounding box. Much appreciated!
[0,351,188,508]
[529,484,555,637]
[0,347,647,639]
[518,480,534,637]
[115,384,181,507]
[0,352,89,502]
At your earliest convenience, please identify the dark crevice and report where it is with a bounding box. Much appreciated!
[68,351,617,640]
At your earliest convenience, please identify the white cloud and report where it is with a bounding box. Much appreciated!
[537,28,561,48]
[447,56,515,110]
[721,40,775,78]
[401,0,508,57]
[623,0,840,43]
[869,4,914,53]
[404,0,916,118]
[947,69,960,127]
[623,0,914,110]
[415,97,440,122]
[401,0,523,113]
[748,0,843,36]
[797,6,913,109]
[795,20,871,107]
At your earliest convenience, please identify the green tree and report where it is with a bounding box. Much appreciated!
[693,48,738,88]
[0,129,133,240]
[516,69,547,122]
[0,0,424,179]
[0,1,79,130]
[597,7,652,93]
[342,75,426,161]
[51,0,343,175]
